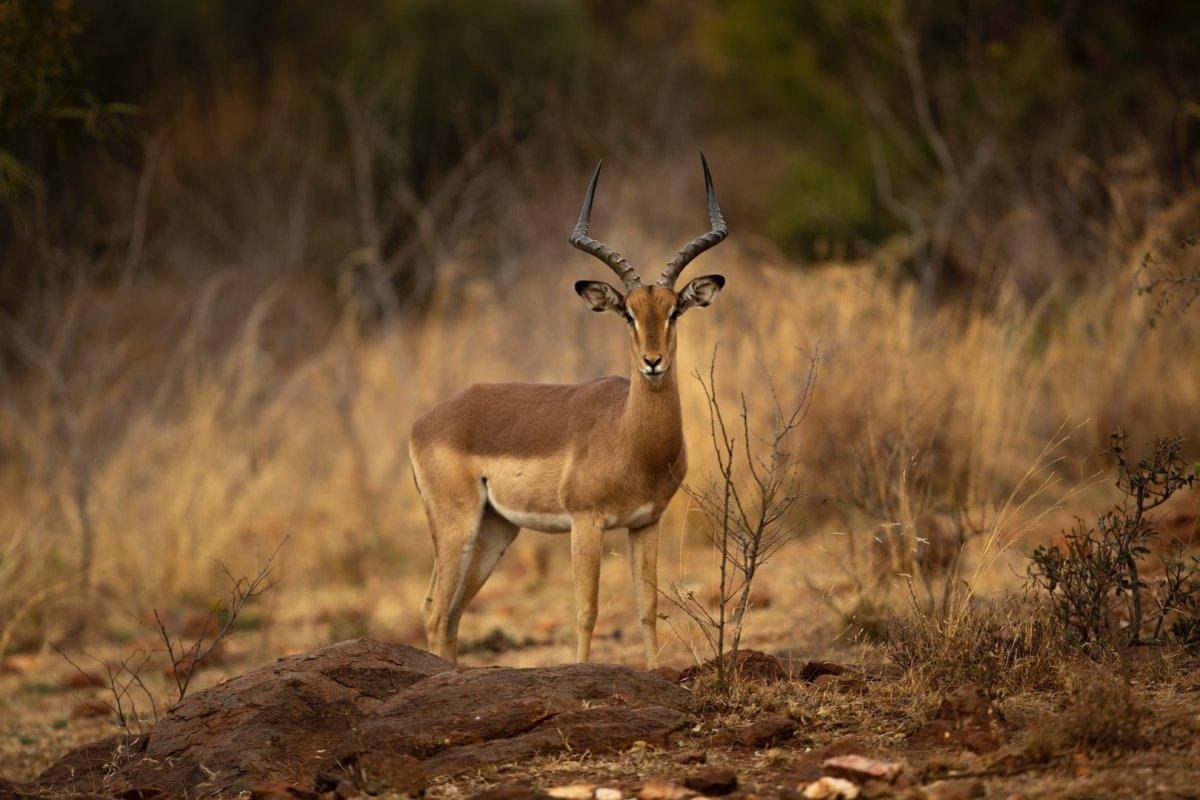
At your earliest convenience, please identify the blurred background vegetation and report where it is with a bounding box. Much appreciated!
[1,0,1198,657]
[5,0,1199,302]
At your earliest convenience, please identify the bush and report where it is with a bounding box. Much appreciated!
[1028,431,1200,650]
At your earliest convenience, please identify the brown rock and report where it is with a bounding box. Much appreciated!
[249,783,317,800]
[352,751,425,796]
[672,750,708,765]
[38,640,452,797]
[471,785,554,800]
[651,666,684,684]
[938,686,995,727]
[737,716,795,748]
[910,685,1001,754]
[679,651,791,684]
[351,663,690,777]
[37,640,690,799]
[731,650,792,681]
[313,773,342,793]
[822,755,904,784]
[34,735,139,795]
[683,767,738,796]
[813,737,866,759]
[920,779,984,800]
[789,736,868,785]
[0,777,35,800]
[796,661,847,682]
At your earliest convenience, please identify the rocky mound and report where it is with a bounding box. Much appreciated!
[345,663,691,776]
[30,639,691,799]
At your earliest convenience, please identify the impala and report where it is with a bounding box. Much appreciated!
[411,154,728,665]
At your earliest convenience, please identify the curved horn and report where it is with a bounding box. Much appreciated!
[568,161,643,292]
[657,152,728,288]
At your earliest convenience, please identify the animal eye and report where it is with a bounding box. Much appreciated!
[623,311,635,324]
[669,308,680,322]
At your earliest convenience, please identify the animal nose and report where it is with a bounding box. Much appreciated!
[643,355,662,369]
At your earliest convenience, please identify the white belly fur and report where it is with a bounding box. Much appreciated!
[486,490,657,533]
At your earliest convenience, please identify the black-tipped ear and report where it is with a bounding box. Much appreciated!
[575,280,626,314]
[677,274,726,313]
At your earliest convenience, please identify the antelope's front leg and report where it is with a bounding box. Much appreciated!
[627,519,660,667]
[570,515,604,663]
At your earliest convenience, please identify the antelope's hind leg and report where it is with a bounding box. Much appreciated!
[457,508,519,613]
[416,464,488,663]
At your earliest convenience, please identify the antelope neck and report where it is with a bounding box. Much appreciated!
[617,359,683,466]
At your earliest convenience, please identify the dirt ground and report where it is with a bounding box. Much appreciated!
[3,533,1199,800]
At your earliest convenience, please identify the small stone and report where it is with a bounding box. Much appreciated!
[313,773,342,793]
[822,755,904,784]
[797,661,847,682]
[683,767,738,796]
[333,778,359,800]
[737,716,795,748]
[673,750,708,765]
[921,779,985,800]
[801,777,860,799]
[638,780,695,800]
[250,783,317,800]
[596,789,624,800]
[763,748,788,766]
[548,786,596,800]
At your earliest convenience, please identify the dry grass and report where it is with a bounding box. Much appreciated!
[3,238,1200,652]
[885,595,1072,695]
[1,133,1199,663]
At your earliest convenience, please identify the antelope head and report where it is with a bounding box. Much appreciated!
[570,154,728,387]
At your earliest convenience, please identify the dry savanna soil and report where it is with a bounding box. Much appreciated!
[3,628,1199,800]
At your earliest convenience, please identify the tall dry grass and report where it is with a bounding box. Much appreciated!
[1,127,1198,655]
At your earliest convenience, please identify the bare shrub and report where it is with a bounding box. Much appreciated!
[53,645,159,736]
[55,542,283,733]
[662,346,817,686]
[153,539,285,710]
